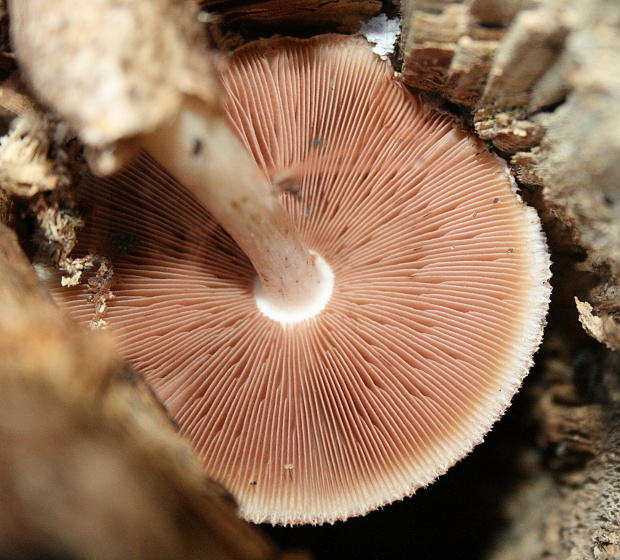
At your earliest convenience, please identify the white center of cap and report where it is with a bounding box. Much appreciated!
[253,252,334,324]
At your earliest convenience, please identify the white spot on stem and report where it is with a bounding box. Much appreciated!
[254,252,334,324]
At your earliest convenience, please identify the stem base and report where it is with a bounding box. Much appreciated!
[253,252,334,324]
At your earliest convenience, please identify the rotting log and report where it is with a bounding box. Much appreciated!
[489,338,620,560]
[400,1,620,558]
[400,0,620,375]
[199,0,381,49]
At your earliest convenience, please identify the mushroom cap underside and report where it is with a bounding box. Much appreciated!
[48,35,551,525]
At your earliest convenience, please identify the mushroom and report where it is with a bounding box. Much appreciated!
[9,0,326,314]
[45,35,552,525]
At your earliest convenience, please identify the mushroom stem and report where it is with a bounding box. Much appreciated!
[140,96,332,322]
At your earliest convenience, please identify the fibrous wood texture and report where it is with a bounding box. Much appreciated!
[401,0,620,355]
[489,342,620,560]
[401,1,620,558]
[200,0,381,46]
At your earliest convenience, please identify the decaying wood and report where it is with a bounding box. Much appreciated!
[576,299,620,353]
[489,342,620,560]
[0,109,92,288]
[0,222,307,560]
[0,110,75,198]
[200,0,381,48]
[400,0,620,364]
[0,73,34,117]
[400,2,620,558]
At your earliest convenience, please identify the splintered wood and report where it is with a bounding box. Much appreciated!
[200,0,381,33]
[401,0,620,339]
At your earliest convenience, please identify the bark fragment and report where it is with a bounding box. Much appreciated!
[401,0,620,348]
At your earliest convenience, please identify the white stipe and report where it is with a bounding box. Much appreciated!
[254,252,334,324]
